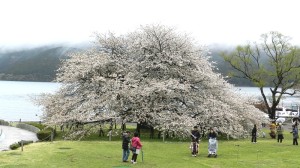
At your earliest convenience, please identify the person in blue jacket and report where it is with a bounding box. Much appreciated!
[122,131,131,162]
[291,125,298,145]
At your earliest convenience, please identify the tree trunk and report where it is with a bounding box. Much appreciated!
[270,106,277,120]
[158,131,161,139]
[136,123,141,137]
[150,126,154,139]
[121,121,126,131]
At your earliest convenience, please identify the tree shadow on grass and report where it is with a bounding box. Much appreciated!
[8,152,22,156]
[58,147,72,150]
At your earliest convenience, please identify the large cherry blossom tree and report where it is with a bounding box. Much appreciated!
[37,25,267,139]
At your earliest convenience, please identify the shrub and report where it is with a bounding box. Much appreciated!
[25,122,46,130]
[37,130,53,141]
[18,140,33,146]
[9,140,34,150]
[0,120,9,126]
[16,123,40,133]
[9,143,20,150]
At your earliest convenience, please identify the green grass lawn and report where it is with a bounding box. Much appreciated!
[0,130,299,168]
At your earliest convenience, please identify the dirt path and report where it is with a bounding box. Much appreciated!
[0,125,38,151]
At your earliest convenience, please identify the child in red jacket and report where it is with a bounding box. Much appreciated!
[131,132,142,164]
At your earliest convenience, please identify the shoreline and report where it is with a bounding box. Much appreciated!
[0,125,38,151]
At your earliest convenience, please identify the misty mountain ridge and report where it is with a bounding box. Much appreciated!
[0,44,87,81]
[0,44,253,86]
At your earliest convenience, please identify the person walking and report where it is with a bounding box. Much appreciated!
[122,131,131,162]
[276,123,284,143]
[131,132,142,164]
[251,124,257,143]
[291,125,298,145]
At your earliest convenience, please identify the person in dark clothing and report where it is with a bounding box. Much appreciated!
[191,126,201,143]
[122,131,131,162]
[190,126,201,156]
[208,128,217,139]
[251,124,257,143]
[291,125,299,145]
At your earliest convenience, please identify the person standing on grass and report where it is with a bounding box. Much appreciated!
[251,124,257,143]
[207,127,218,157]
[122,131,131,162]
[276,123,284,143]
[190,126,201,157]
[191,126,201,143]
[131,132,142,164]
[291,125,298,145]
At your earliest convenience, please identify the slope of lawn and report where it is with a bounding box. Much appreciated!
[0,129,299,168]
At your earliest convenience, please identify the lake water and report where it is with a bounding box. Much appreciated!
[235,87,300,108]
[0,81,299,121]
[0,81,60,121]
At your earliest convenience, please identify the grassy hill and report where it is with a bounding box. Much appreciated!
[0,129,298,168]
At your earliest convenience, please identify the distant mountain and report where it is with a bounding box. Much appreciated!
[208,45,254,86]
[0,43,253,86]
[0,45,84,81]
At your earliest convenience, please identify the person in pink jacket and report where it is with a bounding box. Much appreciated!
[131,132,142,164]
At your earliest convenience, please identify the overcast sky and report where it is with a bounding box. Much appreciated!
[1,0,299,49]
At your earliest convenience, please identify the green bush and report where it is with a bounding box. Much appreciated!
[0,120,9,126]
[18,140,33,146]
[25,122,46,130]
[24,122,57,140]
[9,140,34,150]
[37,130,53,141]
[16,123,40,133]
[9,143,20,150]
